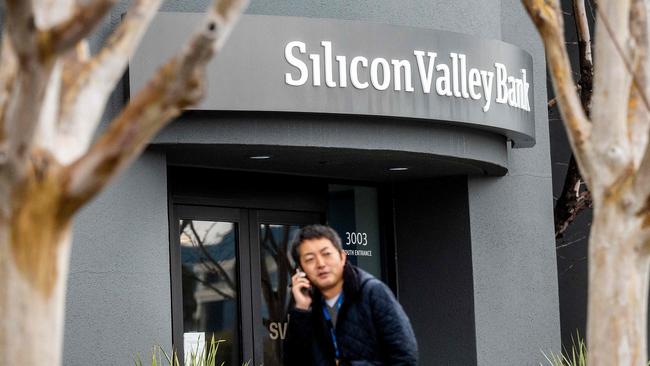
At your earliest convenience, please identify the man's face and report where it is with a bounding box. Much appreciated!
[298,237,347,292]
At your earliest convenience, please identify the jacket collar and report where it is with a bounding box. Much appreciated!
[313,262,364,305]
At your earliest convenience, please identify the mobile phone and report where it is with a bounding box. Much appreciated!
[295,266,313,297]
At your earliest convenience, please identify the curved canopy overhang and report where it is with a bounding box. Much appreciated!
[155,112,508,181]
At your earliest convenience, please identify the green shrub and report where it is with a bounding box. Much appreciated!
[134,336,250,366]
[542,333,586,366]
[541,332,650,366]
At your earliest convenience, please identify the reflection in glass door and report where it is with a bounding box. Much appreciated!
[251,211,321,366]
[177,219,240,365]
[258,223,299,365]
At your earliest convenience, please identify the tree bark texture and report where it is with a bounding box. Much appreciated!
[0,228,72,364]
[588,200,650,365]
[0,153,73,364]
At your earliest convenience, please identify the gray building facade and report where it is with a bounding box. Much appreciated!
[63,1,560,365]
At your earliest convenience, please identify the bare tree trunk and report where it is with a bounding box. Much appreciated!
[524,0,650,363]
[0,1,247,364]
[0,220,72,365]
[587,202,650,365]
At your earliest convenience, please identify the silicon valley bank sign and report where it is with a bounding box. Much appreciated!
[130,14,536,147]
[284,41,530,113]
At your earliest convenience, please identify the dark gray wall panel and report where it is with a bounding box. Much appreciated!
[459,2,560,365]
[468,175,559,366]
[64,150,171,365]
[394,177,477,365]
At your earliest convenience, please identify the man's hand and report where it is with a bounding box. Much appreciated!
[291,269,312,310]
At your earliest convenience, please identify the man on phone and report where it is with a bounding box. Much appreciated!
[284,224,418,366]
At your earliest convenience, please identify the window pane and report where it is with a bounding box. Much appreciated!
[179,220,239,365]
[258,223,300,366]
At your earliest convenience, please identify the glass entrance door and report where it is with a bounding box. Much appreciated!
[171,206,321,366]
[171,206,254,365]
[178,219,240,363]
[250,210,321,366]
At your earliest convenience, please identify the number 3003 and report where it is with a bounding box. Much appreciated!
[345,232,368,246]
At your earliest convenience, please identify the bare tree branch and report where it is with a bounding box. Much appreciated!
[42,0,118,56]
[573,0,593,115]
[25,0,77,155]
[1,1,58,180]
[6,0,104,60]
[556,235,588,250]
[523,0,594,186]
[555,156,593,238]
[31,0,75,27]
[2,61,54,182]
[589,0,634,189]
[186,270,233,300]
[59,41,90,109]
[55,0,163,164]
[0,35,18,150]
[592,0,650,115]
[4,0,38,58]
[632,1,650,203]
[628,0,650,157]
[188,222,236,291]
[553,0,595,239]
[62,0,249,216]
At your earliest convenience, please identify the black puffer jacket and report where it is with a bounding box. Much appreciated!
[283,264,418,366]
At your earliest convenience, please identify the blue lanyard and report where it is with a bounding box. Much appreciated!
[322,294,344,362]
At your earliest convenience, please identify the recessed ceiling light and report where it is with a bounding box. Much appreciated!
[389,167,409,171]
[249,155,272,160]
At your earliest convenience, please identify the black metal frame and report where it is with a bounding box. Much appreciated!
[170,205,252,364]
[249,209,321,366]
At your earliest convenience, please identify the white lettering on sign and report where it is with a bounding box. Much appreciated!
[345,232,368,246]
[269,321,288,340]
[284,41,531,113]
[345,249,373,257]
[284,41,308,86]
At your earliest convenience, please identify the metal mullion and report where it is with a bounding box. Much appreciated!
[249,210,264,366]
[174,205,241,222]
[256,209,321,225]
[169,208,184,358]
[238,208,254,365]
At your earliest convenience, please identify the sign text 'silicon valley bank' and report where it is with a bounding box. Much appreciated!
[285,41,530,113]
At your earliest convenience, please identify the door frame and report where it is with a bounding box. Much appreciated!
[167,167,397,365]
[170,204,323,365]
[249,209,322,365]
[170,205,254,363]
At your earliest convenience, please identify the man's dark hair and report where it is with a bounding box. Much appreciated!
[290,224,343,265]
